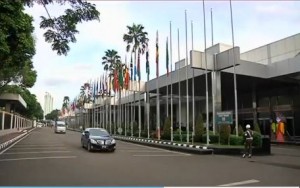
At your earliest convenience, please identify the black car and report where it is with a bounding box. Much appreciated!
[81,128,116,152]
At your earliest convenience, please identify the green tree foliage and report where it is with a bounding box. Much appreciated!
[0,0,37,92]
[2,85,44,119]
[24,0,100,55]
[162,117,171,140]
[253,123,261,134]
[220,125,231,145]
[45,109,60,120]
[232,124,244,136]
[194,113,204,142]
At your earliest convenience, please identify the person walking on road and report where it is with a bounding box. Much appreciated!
[243,124,253,158]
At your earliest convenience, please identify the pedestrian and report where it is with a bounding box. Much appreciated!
[242,124,253,158]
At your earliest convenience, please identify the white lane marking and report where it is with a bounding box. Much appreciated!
[118,150,167,152]
[219,179,260,186]
[0,156,77,162]
[0,134,30,155]
[133,154,190,157]
[13,144,65,147]
[119,140,191,156]
[3,151,71,155]
[9,147,67,150]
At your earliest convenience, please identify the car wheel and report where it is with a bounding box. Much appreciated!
[81,140,85,148]
[110,149,115,152]
[87,142,92,152]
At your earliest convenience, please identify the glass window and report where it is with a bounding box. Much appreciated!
[277,95,291,105]
[258,97,269,107]
[89,129,110,137]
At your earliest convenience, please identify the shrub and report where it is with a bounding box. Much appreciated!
[162,117,171,140]
[201,133,219,144]
[254,123,261,134]
[229,135,244,145]
[232,124,244,136]
[194,113,204,142]
[141,130,148,138]
[220,125,231,145]
[253,131,262,147]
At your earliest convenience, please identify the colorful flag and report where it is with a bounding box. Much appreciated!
[156,30,159,77]
[130,53,133,81]
[146,47,149,77]
[137,51,141,81]
[124,65,130,90]
[118,65,124,89]
[166,37,169,76]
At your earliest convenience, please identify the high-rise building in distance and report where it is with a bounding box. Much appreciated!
[44,92,53,118]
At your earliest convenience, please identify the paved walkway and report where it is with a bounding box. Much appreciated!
[0,127,35,151]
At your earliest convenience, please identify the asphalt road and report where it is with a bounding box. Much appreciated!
[0,127,299,186]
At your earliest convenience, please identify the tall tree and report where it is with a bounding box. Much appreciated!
[123,23,149,137]
[62,96,70,115]
[0,0,37,93]
[24,0,100,55]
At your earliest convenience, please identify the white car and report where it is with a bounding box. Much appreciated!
[54,121,66,134]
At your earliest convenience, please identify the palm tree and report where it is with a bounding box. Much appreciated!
[123,23,149,138]
[62,96,70,116]
[102,49,124,134]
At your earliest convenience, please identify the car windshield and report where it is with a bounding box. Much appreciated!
[89,129,110,137]
[56,122,65,126]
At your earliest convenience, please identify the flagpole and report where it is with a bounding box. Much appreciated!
[138,52,141,138]
[203,0,210,145]
[156,30,160,140]
[109,75,112,133]
[114,91,116,134]
[170,21,174,142]
[125,56,127,136]
[185,10,190,144]
[191,20,195,144]
[211,8,214,46]
[166,37,169,118]
[230,0,239,136]
[177,28,182,142]
[211,7,216,135]
[146,48,150,139]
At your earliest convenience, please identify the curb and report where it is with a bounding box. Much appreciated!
[113,135,213,155]
[0,128,36,151]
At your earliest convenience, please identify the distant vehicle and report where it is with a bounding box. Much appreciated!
[54,121,66,134]
[81,128,116,152]
[36,122,43,128]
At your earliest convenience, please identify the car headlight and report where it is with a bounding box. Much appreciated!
[90,139,97,144]
[111,139,116,144]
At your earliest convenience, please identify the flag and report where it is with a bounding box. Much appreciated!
[114,69,119,92]
[124,65,130,90]
[130,53,133,81]
[166,37,169,76]
[102,74,105,93]
[137,51,141,81]
[146,47,149,77]
[156,30,159,77]
[134,62,137,81]
[96,78,99,95]
[118,65,124,89]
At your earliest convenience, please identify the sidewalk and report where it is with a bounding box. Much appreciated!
[0,127,35,152]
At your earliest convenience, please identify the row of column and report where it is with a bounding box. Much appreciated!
[1,111,32,131]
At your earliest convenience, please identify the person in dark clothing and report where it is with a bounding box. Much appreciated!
[243,124,253,158]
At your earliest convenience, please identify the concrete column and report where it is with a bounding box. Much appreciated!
[252,85,258,126]
[1,112,4,131]
[211,71,222,134]
[10,113,13,129]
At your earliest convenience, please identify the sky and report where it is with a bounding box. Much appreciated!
[24,0,300,111]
